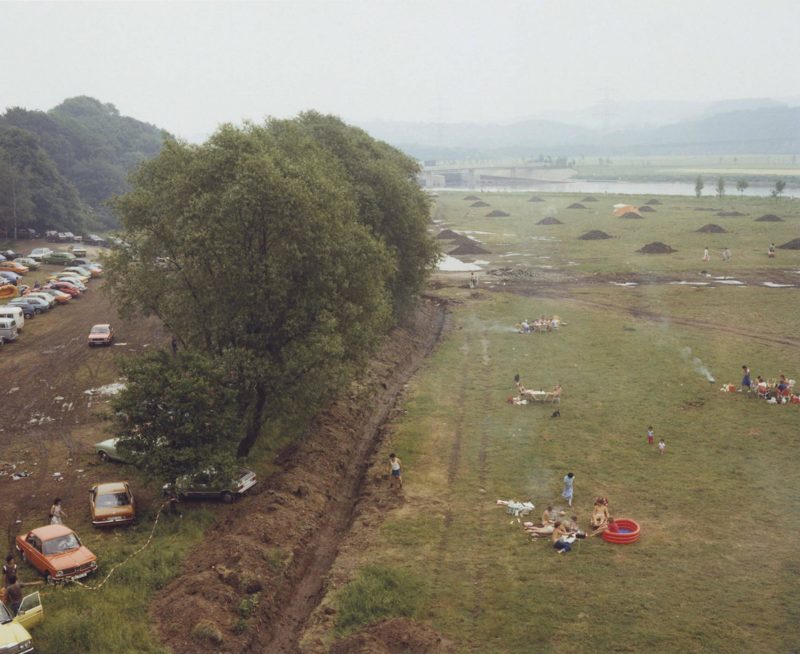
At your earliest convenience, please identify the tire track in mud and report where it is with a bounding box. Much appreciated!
[259,304,447,654]
[471,331,493,623]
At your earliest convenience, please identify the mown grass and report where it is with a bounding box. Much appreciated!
[332,192,800,652]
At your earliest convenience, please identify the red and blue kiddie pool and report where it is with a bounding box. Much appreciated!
[602,518,640,544]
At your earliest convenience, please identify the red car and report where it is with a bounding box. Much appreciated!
[15,524,97,584]
[45,282,80,297]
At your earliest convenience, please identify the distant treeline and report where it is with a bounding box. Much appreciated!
[0,96,168,236]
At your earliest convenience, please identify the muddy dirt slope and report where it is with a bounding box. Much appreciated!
[152,299,447,654]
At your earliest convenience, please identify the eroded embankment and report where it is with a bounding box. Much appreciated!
[152,298,447,654]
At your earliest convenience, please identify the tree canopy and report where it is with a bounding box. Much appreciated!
[105,115,435,460]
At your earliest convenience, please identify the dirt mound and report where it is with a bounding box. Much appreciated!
[646,198,662,205]
[578,230,612,240]
[470,201,490,208]
[435,229,461,240]
[717,211,745,217]
[151,302,447,654]
[777,238,800,250]
[330,618,454,654]
[486,210,510,217]
[463,195,480,201]
[619,212,643,219]
[581,196,598,202]
[638,242,676,254]
[528,196,544,202]
[449,239,490,255]
[567,202,587,209]
[696,224,727,233]
[638,205,656,213]
[537,216,562,225]
[756,214,783,222]
[694,207,716,212]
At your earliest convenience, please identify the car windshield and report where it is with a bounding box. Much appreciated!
[0,601,12,624]
[43,532,81,555]
[92,326,110,334]
[97,492,130,508]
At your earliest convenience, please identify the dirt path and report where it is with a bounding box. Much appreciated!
[151,299,447,654]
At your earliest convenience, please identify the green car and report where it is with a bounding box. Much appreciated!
[42,252,76,265]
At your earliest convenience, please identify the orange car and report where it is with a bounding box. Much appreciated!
[15,525,97,584]
[0,260,28,274]
[88,324,114,346]
[89,481,136,526]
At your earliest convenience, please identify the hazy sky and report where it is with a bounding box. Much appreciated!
[1,0,798,140]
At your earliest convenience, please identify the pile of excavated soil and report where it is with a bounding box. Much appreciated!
[646,198,662,205]
[471,201,490,208]
[436,229,461,239]
[638,242,676,254]
[450,239,490,255]
[330,618,454,654]
[694,207,716,212]
[537,216,562,225]
[151,301,446,654]
[756,214,783,222]
[486,210,510,217]
[464,195,480,201]
[582,196,598,202]
[717,211,745,217]
[578,230,612,240]
[567,202,587,209]
[697,224,727,233]
[638,205,656,213]
[528,196,544,202]
[620,211,643,219]
[777,238,800,250]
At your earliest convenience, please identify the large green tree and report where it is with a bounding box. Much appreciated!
[106,117,420,456]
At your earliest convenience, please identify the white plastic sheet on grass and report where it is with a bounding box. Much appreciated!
[437,255,482,272]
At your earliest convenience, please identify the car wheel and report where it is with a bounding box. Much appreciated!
[221,491,234,504]
[34,308,42,315]
[44,572,53,585]
[98,451,109,462]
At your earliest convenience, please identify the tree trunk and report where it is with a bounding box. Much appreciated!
[237,383,267,457]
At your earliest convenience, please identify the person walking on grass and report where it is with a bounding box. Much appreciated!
[2,554,17,587]
[658,439,666,455]
[703,247,710,262]
[647,426,655,446]
[562,472,575,507]
[389,453,402,489]
[49,498,66,525]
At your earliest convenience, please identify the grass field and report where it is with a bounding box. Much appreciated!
[329,192,800,653]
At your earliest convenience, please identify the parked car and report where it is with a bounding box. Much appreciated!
[0,306,25,331]
[165,467,257,503]
[25,292,56,309]
[28,248,53,262]
[36,287,71,304]
[87,234,108,247]
[89,482,136,526]
[0,590,43,653]
[17,296,50,313]
[70,261,103,277]
[0,260,28,274]
[15,525,97,584]
[69,245,87,257]
[14,257,40,271]
[7,298,40,317]
[42,252,76,265]
[88,324,114,346]
[45,282,80,298]
[62,267,91,281]
[50,275,86,291]
[17,227,39,239]
[93,437,128,463]
[44,231,59,242]
[0,250,21,260]
[0,271,21,286]
[0,318,19,343]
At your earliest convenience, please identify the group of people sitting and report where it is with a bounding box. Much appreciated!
[741,366,798,404]
[521,497,613,554]
[510,375,562,405]
[516,315,561,333]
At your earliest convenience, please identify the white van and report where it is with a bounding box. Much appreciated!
[0,306,24,332]
[0,318,18,343]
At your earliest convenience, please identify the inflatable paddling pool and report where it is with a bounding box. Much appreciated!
[602,518,640,544]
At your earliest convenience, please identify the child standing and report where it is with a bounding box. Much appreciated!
[389,453,402,489]
[647,426,654,446]
[658,439,666,454]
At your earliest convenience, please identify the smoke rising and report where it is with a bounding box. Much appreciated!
[681,346,715,382]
